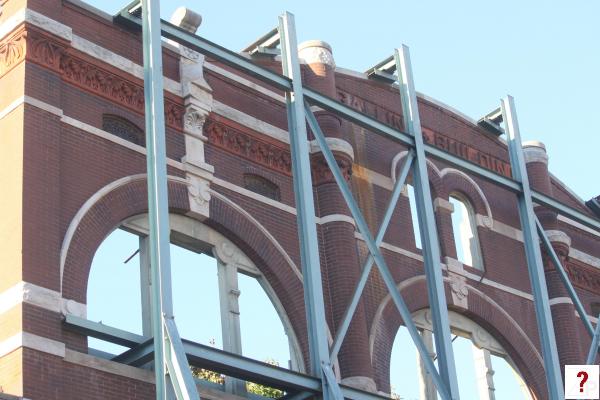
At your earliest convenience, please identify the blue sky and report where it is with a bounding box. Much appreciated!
[82,1,596,398]
[90,0,598,202]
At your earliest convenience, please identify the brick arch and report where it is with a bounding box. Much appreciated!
[206,189,309,369]
[439,168,492,221]
[61,174,310,370]
[61,175,189,303]
[370,277,545,399]
[390,150,443,200]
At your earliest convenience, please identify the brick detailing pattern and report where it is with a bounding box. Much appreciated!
[0,27,27,78]
[24,28,184,130]
[205,118,292,176]
[62,179,189,303]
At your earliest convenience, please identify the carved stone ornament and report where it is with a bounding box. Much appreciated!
[449,273,468,309]
[188,178,211,208]
[213,240,253,272]
[185,173,212,220]
[412,309,505,355]
[183,107,208,137]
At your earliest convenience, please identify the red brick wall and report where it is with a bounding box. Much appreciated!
[0,1,598,399]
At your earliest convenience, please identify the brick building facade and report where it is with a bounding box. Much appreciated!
[0,1,599,399]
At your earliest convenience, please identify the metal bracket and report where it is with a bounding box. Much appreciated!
[242,27,281,57]
[365,55,396,82]
[477,107,504,136]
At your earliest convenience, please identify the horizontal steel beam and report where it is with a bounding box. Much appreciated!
[63,314,147,348]
[64,316,389,400]
[112,9,600,233]
[115,10,291,92]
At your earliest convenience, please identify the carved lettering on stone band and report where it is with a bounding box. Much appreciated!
[337,89,512,178]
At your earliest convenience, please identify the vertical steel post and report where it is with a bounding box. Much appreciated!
[535,218,595,337]
[502,95,564,400]
[142,0,172,397]
[139,236,153,337]
[586,315,600,365]
[278,12,338,400]
[395,46,461,399]
[141,1,199,399]
[329,151,415,363]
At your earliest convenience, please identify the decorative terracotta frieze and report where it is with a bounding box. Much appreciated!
[337,90,512,178]
[205,119,292,176]
[22,28,185,130]
[311,154,352,186]
[0,27,27,77]
[566,262,600,294]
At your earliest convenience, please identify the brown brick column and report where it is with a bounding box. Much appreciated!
[524,141,583,368]
[299,41,376,391]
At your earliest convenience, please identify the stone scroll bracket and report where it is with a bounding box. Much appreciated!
[171,7,215,220]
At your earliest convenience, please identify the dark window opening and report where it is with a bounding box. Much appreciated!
[102,114,145,146]
[243,174,281,201]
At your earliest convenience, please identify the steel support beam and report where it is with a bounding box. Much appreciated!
[535,217,595,338]
[305,105,452,400]
[329,151,415,362]
[114,7,600,234]
[141,0,200,398]
[63,317,390,400]
[586,315,600,365]
[502,95,564,400]
[395,45,460,400]
[278,11,338,400]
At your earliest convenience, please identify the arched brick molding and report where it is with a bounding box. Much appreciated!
[61,174,189,303]
[370,276,545,399]
[439,168,493,224]
[60,175,311,371]
[390,150,443,200]
[206,189,310,370]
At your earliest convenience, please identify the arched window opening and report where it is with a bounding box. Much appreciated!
[407,184,422,250]
[390,311,532,400]
[449,194,483,270]
[87,215,302,387]
[243,173,281,201]
[102,114,145,146]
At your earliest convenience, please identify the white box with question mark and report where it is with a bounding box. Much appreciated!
[565,364,599,399]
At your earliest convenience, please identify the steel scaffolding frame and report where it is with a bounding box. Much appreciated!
[62,2,600,400]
